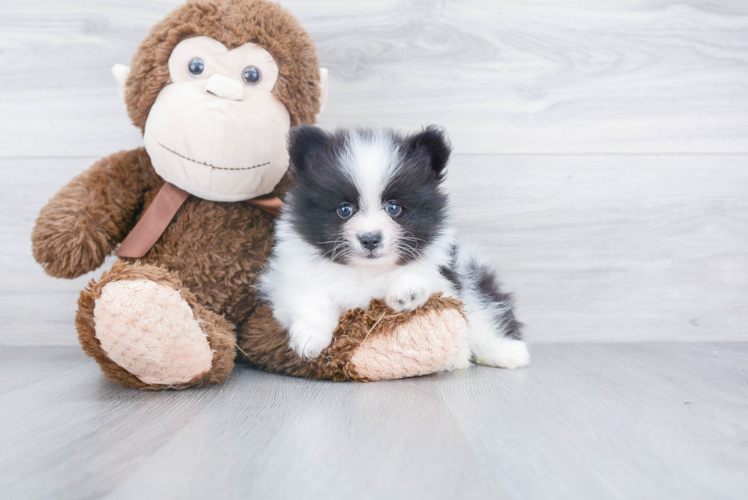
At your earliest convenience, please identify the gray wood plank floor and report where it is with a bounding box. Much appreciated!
[1,343,746,500]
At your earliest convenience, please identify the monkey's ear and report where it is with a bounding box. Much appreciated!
[404,126,452,179]
[112,64,131,102]
[318,68,329,115]
[289,125,330,176]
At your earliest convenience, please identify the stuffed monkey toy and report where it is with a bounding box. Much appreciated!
[31,0,467,389]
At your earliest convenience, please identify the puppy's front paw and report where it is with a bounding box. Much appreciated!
[385,276,431,312]
[288,321,333,359]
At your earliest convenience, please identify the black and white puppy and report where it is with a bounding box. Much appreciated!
[259,126,529,370]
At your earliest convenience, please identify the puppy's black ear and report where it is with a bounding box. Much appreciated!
[288,125,329,176]
[404,126,452,180]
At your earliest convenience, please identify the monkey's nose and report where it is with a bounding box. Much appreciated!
[205,74,244,101]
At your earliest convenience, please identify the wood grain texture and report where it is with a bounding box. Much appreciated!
[1,1,747,344]
[444,153,748,343]
[4,154,746,345]
[0,158,116,345]
[0,343,746,499]
[0,0,746,157]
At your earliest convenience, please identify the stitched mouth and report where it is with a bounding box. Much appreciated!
[159,143,270,171]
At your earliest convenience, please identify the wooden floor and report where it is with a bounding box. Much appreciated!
[1,343,746,499]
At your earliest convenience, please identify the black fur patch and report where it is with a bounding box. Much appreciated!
[438,244,461,292]
[439,265,461,292]
[402,125,452,180]
[382,126,451,264]
[286,126,360,262]
[470,261,523,340]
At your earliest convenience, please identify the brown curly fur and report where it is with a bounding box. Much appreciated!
[31,0,467,390]
[125,0,321,131]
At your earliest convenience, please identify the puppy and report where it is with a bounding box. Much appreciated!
[258,126,529,370]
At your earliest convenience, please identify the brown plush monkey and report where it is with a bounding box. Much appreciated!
[31,0,467,389]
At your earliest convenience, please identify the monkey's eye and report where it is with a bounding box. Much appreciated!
[242,65,262,85]
[337,202,354,219]
[188,57,205,77]
[385,200,402,217]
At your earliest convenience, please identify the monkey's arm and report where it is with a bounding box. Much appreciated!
[32,148,157,279]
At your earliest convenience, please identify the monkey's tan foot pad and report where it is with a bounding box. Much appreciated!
[76,261,236,390]
[349,303,468,380]
[93,279,213,386]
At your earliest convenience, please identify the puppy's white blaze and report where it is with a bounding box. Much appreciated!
[341,130,400,213]
[340,130,404,266]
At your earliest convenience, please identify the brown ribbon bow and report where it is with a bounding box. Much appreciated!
[115,182,283,258]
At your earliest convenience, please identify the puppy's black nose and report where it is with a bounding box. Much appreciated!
[358,232,382,251]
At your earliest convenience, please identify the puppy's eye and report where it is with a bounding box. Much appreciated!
[337,202,354,219]
[385,200,402,217]
[188,57,205,77]
[242,65,262,85]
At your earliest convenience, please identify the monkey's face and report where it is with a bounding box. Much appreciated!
[143,36,291,202]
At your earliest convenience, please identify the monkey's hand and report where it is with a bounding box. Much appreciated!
[32,148,156,279]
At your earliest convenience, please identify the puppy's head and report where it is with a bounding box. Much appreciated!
[286,126,451,269]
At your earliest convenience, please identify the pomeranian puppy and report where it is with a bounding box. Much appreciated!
[258,126,529,370]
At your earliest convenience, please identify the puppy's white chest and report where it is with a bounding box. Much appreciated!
[331,268,394,309]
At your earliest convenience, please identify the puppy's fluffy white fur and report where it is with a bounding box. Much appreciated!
[259,127,529,369]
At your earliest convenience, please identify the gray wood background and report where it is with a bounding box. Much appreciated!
[1,0,747,345]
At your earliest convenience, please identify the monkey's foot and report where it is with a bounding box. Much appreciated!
[348,298,468,380]
[77,261,236,390]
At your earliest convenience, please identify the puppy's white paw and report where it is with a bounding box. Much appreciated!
[288,321,333,359]
[475,338,530,369]
[385,276,431,312]
[444,344,472,371]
